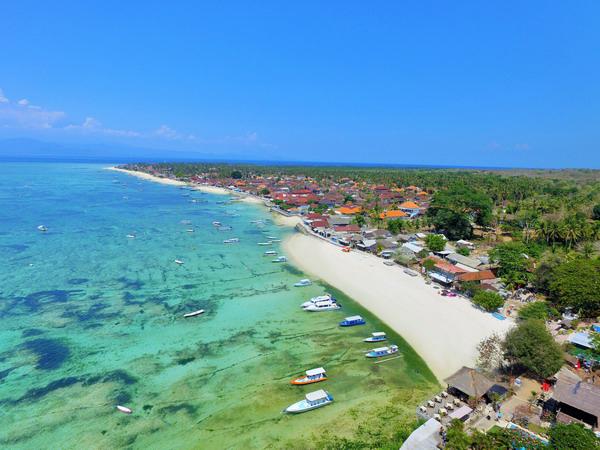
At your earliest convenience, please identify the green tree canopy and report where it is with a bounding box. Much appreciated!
[548,423,600,450]
[547,258,600,317]
[489,242,533,289]
[503,319,563,379]
[472,291,504,312]
[230,170,243,179]
[445,419,470,450]
[429,184,493,226]
[425,234,446,252]
[593,204,600,221]
[427,208,473,240]
[518,301,556,321]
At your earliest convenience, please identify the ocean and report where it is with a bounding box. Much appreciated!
[0,163,436,449]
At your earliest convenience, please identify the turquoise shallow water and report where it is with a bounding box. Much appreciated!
[0,163,437,449]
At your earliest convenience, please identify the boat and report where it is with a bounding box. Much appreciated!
[303,299,341,312]
[363,332,387,343]
[403,268,419,277]
[301,294,335,308]
[265,235,278,240]
[37,225,48,232]
[264,250,277,256]
[270,239,281,243]
[174,259,184,265]
[126,234,136,239]
[284,389,333,414]
[365,345,399,358]
[218,226,232,231]
[339,315,366,327]
[291,367,327,385]
[257,241,272,246]
[116,405,132,414]
[250,220,264,224]
[272,256,287,263]
[212,221,222,227]
[223,238,239,244]
[294,279,312,287]
[183,309,205,318]
[186,229,195,233]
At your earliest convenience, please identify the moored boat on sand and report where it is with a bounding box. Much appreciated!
[301,294,334,308]
[264,250,277,256]
[257,241,272,246]
[365,345,398,358]
[284,389,333,414]
[363,332,387,342]
[272,256,287,263]
[291,367,327,385]
[303,299,341,312]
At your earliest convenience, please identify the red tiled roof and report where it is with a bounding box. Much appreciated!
[458,270,497,282]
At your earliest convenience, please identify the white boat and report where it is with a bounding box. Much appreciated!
[365,345,399,358]
[212,221,222,227]
[270,239,281,243]
[183,309,205,318]
[223,238,239,244]
[126,234,136,239]
[363,332,387,343]
[186,229,195,233]
[37,225,48,232]
[301,294,334,308]
[264,250,277,256]
[303,299,341,312]
[272,256,287,263]
[284,389,333,414]
[257,241,272,246]
[218,226,232,231]
[265,235,278,240]
[174,259,184,265]
[116,405,132,414]
[294,279,312,287]
[250,220,264,224]
[290,367,327,385]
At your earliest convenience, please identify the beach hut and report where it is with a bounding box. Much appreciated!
[444,366,495,402]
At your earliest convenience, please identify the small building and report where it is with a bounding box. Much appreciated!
[444,366,495,401]
[568,332,594,350]
[552,379,600,428]
[400,418,443,450]
[457,270,497,285]
[446,253,482,271]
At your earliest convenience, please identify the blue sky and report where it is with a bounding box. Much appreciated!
[1,1,599,167]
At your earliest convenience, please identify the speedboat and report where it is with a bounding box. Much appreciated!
[284,389,333,414]
[223,238,240,244]
[186,229,195,233]
[301,294,334,308]
[291,367,327,385]
[339,315,366,327]
[270,239,281,243]
[363,332,387,343]
[126,234,136,239]
[265,235,278,240]
[183,309,205,318]
[264,250,277,256]
[272,256,287,263]
[294,279,312,287]
[212,221,222,227]
[174,259,184,265]
[116,405,132,414]
[37,225,48,232]
[303,299,341,312]
[257,241,272,246]
[365,345,399,358]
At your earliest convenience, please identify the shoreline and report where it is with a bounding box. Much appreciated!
[283,232,514,381]
[107,166,302,228]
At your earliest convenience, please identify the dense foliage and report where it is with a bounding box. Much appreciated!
[425,234,446,252]
[489,242,533,288]
[503,320,563,379]
[472,291,504,312]
[547,258,600,317]
[518,301,556,321]
[548,423,600,450]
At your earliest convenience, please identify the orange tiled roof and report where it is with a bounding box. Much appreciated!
[399,201,420,209]
[379,210,408,219]
[337,206,362,215]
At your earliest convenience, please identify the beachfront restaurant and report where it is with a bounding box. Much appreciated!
[444,366,495,403]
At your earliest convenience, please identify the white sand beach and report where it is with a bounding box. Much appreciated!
[283,232,514,381]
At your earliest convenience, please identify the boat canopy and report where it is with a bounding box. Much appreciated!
[306,367,326,376]
[305,390,328,402]
[372,347,389,352]
[372,332,386,337]
[345,315,363,321]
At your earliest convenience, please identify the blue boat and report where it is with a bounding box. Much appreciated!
[339,315,366,327]
[363,332,386,342]
[365,345,399,358]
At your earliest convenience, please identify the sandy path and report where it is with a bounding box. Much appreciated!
[283,232,513,381]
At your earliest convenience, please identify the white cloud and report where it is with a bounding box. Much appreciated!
[65,116,141,137]
[0,88,8,103]
[17,99,30,106]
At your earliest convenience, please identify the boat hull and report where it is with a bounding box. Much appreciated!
[284,399,332,414]
[290,376,328,385]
